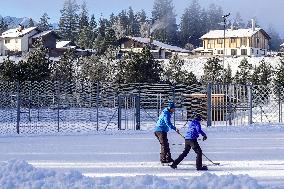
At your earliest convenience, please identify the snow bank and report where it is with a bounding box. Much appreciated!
[0,159,265,189]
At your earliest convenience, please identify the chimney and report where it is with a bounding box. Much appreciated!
[18,24,24,32]
[251,19,255,31]
[231,24,234,30]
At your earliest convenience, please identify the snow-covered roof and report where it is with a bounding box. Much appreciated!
[32,30,53,38]
[280,43,284,47]
[201,28,264,39]
[56,41,71,48]
[126,36,190,53]
[1,26,38,38]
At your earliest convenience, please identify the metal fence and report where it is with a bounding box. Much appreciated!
[207,83,284,126]
[0,81,283,135]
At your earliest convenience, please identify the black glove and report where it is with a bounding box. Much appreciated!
[203,135,207,141]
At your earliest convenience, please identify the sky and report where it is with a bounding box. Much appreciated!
[0,0,283,37]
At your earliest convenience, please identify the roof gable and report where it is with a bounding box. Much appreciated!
[122,36,189,53]
[201,28,270,39]
[1,26,38,38]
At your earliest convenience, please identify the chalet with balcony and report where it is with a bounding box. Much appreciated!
[118,36,190,59]
[199,20,270,57]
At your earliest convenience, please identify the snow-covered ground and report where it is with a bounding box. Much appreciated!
[0,124,284,188]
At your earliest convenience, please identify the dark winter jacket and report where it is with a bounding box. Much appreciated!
[185,119,206,139]
[155,108,176,132]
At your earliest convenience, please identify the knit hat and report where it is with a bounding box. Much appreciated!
[193,113,202,121]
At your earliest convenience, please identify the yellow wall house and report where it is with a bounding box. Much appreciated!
[200,20,271,57]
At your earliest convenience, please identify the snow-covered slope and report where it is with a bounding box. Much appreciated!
[0,125,283,188]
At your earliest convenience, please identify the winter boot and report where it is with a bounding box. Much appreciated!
[196,165,208,171]
[170,164,177,169]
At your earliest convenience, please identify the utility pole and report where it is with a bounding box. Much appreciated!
[222,13,230,83]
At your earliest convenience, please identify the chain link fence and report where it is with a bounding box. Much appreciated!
[0,81,283,135]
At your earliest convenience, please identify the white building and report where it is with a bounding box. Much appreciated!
[0,25,59,56]
[199,20,270,57]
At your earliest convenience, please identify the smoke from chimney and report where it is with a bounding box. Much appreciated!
[251,19,255,31]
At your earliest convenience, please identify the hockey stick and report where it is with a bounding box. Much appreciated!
[175,131,220,165]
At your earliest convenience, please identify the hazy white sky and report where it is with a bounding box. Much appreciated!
[1,0,283,37]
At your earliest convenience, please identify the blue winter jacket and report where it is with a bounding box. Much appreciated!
[155,108,176,132]
[185,119,206,139]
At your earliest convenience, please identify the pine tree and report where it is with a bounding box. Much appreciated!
[0,17,8,34]
[163,55,198,84]
[6,39,52,82]
[0,57,17,81]
[89,14,98,46]
[180,0,203,47]
[123,46,161,83]
[37,13,52,31]
[59,0,79,41]
[223,64,232,84]
[28,18,35,27]
[51,49,76,82]
[201,57,223,84]
[93,18,116,55]
[128,7,140,36]
[233,12,245,29]
[79,55,109,82]
[78,1,89,31]
[24,39,51,81]
[274,57,284,98]
[234,58,253,84]
[77,1,90,49]
[267,25,282,51]
[137,10,148,37]
[251,59,273,85]
[207,3,223,30]
[151,0,178,45]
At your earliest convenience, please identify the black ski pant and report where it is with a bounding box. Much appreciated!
[154,131,172,163]
[172,139,203,169]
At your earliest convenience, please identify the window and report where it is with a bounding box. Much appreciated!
[241,49,247,55]
[208,39,214,44]
[231,49,237,56]
[217,50,224,54]
[5,39,10,44]
[15,39,18,43]
[230,38,236,43]
[241,38,247,46]
[217,39,223,44]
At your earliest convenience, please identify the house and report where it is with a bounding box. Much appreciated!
[55,40,95,57]
[118,36,190,59]
[0,25,59,56]
[199,20,270,57]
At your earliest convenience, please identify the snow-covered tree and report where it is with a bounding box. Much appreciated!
[234,58,253,84]
[0,17,8,34]
[180,0,203,47]
[37,13,52,31]
[28,18,35,27]
[51,49,77,82]
[201,57,223,84]
[233,12,245,29]
[251,59,273,85]
[151,0,178,45]
[59,0,79,41]
[122,46,161,83]
[267,25,282,51]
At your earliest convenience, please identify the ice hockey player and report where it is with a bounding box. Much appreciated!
[154,101,179,164]
[170,113,208,171]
